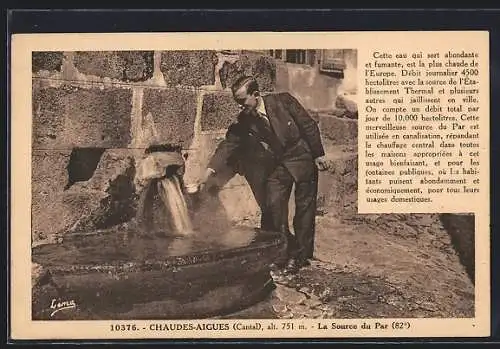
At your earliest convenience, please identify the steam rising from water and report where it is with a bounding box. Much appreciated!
[138,172,256,250]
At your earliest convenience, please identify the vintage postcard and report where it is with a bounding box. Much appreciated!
[10,31,490,340]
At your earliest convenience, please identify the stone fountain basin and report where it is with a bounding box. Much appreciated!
[32,227,286,320]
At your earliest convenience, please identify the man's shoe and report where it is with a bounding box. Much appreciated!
[284,258,300,275]
[284,258,311,275]
[299,258,311,267]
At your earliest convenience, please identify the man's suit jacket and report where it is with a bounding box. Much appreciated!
[207,92,325,207]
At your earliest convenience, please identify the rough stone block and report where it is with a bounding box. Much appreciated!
[219,53,276,92]
[32,85,133,149]
[32,150,71,202]
[317,148,358,218]
[32,149,136,244]
[32,84,66,148]
[142,88,197,148]
[319,114,358,146]
[32,150,72,243]
[32,52,64,73]
[160,51,217,87]
[65,149,137,234]
[200,92,239,131]
[334,93,358,119]
[73,51,154,82]
[32,191,90,245]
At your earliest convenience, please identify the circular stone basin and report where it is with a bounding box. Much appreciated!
[32,227,286,320]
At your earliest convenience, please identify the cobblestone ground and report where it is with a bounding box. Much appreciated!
[220,213,474,319]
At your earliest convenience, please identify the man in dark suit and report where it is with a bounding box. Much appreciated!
[200,76,328,274]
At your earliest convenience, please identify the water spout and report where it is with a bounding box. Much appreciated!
[135,147,193,237]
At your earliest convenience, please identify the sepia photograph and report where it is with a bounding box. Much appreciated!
[29,47,475,322]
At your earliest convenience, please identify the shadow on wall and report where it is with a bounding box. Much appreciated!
[439,213,475,284]
[64,148,106,190]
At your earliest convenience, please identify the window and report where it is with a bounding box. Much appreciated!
[270,49,314,65]
[269,49,283,59]
[319,50,347,73]
[286,50,307,64]
[318,49,348,78]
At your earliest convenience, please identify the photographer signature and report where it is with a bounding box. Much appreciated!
[49,298,77,317]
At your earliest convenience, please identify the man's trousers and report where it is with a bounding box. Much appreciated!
[266,163,318,262]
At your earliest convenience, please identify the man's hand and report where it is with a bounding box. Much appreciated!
[314,156,329,171]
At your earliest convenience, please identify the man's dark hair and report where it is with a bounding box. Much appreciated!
[231,76,259,96]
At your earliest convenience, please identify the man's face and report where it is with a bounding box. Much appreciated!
[233,85,258,111]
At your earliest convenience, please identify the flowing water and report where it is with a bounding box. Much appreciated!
[157,175,193,236]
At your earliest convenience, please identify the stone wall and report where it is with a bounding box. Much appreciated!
[32,50,323,245]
